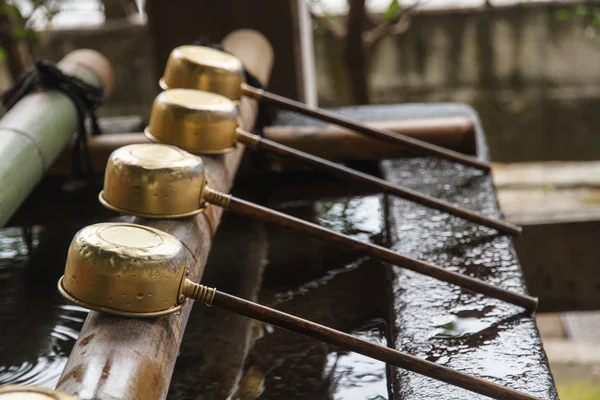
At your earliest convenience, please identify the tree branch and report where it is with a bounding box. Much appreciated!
[363,1,422,48]
[346,0,369,104]
[308,7,346,41]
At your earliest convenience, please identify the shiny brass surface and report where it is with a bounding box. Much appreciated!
[145,89,240,154]
[101,143,234,218]
[160,45,245,101]
[102,143,207,218]
[0,385,76,400]
[58,222,188,317]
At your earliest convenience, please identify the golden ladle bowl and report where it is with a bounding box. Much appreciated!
[57,222,189,317]
[145,89,240,154]
[100,143,231,219]
[160,45,245,101]
[0,385,76,400]
[99,143,207,218]
[58,222,216,318]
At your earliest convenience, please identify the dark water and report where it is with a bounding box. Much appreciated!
[0,226,88,389]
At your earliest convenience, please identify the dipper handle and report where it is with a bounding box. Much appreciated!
[185,281,540,400]
[241,83,491,172]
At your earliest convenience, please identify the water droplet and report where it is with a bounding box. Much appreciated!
[136,293,144,299]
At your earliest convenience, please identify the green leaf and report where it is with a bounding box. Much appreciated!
[553,9,572,21]
[384,0,400,23]
[0,48,6,61]
[594,13,600,27]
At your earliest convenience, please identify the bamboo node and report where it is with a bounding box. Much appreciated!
[203,187,232,209]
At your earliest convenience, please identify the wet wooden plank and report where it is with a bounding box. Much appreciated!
[494,161,600,225]
[493,161,600,310]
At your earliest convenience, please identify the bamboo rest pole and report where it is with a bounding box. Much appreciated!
[185,286,539,400]
[55,30,273,400]
[241,132,521,235]
[0,50,112,227]
[241,84,492,172]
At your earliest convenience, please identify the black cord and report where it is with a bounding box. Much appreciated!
[192,39,277,131]
[2,60,104,178]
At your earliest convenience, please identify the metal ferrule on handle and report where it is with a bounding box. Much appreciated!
[202,186,233,209]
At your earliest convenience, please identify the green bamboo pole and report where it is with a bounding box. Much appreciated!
[0,49,112,226]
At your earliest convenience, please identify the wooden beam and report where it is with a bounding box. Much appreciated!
[494,161,600,225]
[493,161,600,311]
[262,116,476,161]
[55,29,273,400]
[47,116,476,175]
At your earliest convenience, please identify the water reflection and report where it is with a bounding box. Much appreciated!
[324,323,389,400]
[317,196,384,241]
[0,226,87,389]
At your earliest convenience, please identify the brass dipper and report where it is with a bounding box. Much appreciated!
[0,385,76,400]
[144,89,520,235]
[57,222,540,400]
[98,143,536,311]
[159,45,491,172]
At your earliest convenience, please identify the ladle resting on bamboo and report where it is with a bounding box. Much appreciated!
[98,143,536,311]
[159,45,491,172]
[144,89,520,235]
[57,222,540,400]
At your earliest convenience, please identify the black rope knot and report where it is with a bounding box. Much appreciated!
[2,60,104,178]
[192,39,277,131]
